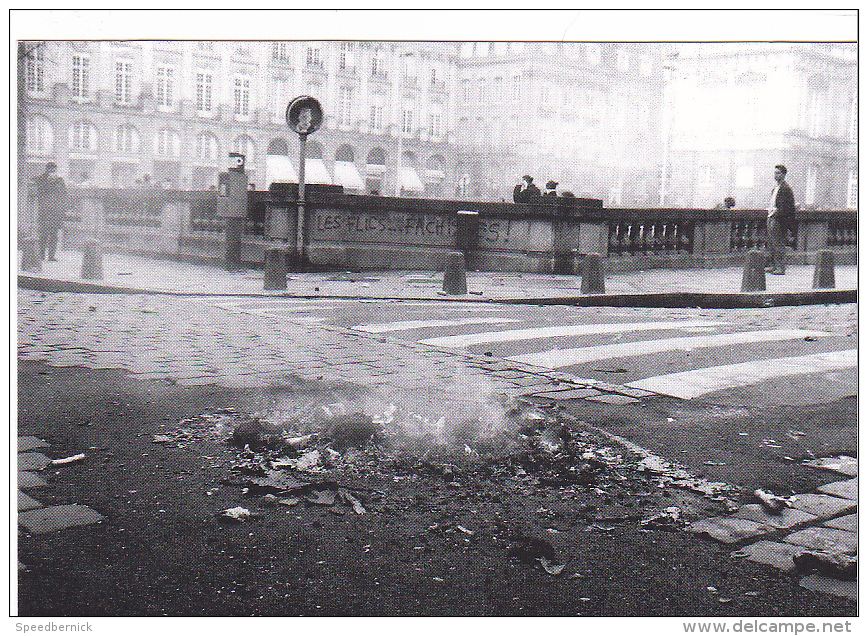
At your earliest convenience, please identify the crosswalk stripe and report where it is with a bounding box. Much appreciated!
[352,317,522,334]
[506,329,832,368]
[627,349,858,399]
[418,320,725,348]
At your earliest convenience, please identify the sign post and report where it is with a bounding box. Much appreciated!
[285,96,323,269]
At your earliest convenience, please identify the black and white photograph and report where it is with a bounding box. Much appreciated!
[10,8,858,630]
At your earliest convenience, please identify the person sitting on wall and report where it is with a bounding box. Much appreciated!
[513,175,541,203]
[714,196,736,209]
[544,180,558,198]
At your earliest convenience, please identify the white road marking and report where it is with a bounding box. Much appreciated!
[418,320,725,348]
[627,349,858,399]
[507,329,832,369]
[352,317,522,334]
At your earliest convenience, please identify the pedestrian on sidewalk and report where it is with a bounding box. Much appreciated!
[34,161,67,261]
[765,165,796,275]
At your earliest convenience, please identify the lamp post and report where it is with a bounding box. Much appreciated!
[286,96,323,269]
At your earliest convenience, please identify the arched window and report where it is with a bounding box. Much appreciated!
[196,131,219,163]
[335,144,355,163]
[114,124,139,154]
[69,120,98,152]
[267,138,289,156]
[232,135,256,165]
[26,115,53,154]
[366,147,386,167]
[154,128,180,158]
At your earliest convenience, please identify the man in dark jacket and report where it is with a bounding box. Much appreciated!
[513,175,541,203]
[544,180,558,198]
[765,164,796,274]
[35,162,67,261]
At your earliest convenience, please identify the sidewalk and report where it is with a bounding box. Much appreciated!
[18,249,857,307]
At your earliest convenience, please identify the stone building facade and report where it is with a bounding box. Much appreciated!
[22,40,459,197]
[666,42,857,210]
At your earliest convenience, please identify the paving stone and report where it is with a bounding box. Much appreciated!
[737,540,805,572]
[688,516,769,544]
[733,504,817,529]
[823,514,857,532]
[531,388,602,400]
[798,574,858,602]
[18,436,50,453]
[803,456,858,477]
[816,478,858,500]
[19,504,105,534]
[585,393,640,405]
[18,471,49,489]
[611,387,656,399]
[783,526,858,553]
[18,491,43,512]
[787,493,856,519]
[18,452,52,471]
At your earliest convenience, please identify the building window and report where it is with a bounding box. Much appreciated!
[115,60,133,105]
[586,44,601,65]
[26,115,53,154]
[273,78,290,120]
[272,42,290,62]
[114,124,139,153]
[197,41,213,51]
[511,74,521,100]
[850,94,857,142]
[155,65,174,109]
[401,109,413,134]
[306,46,322,68]
[196,132,219,163]
[461,79,470,102]
[154,128,180,158]
[807,88,829,137]
[26,45,45,94]
[72,54,90,101]
[69,121,97,152]
[371,51,385,77]
[640,54,652,77]
[339,86,353,126]
[233,136,255,165]
[234,75,250,117]
[477,77,486,102]
[493,77,503,101]
[369,105,383,132]
[339,42,354,70]
[617,50,630,72]
[196,70,213,114]
[430,112,442,139]
[846,170,857,209]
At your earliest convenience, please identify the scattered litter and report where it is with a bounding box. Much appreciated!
[221,506,252,522]
[744,591,760,597]
[640,506,684,530]
[433,576,445,582]
[278,497,301,506]
[539,556,566,575]
[754,489,789,514]
[52,453,85,465]
[793,551,857,581]
[260,494,278,507]
[706,586,718,593]
[803,336,817,341]
[338,489,366,515]
[704,461,726,466]
[456,525,474,535]
[719,598,733,604]
[302,487,336,506]
[787,430,806,438]
[152,435,173,444]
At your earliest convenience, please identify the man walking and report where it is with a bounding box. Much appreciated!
[766,164,795,275]
[35,162,67,261]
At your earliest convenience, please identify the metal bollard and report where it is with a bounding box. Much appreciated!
[20,236,41,272]
[580,253,605,294]
[812,250,835,289]
[741,249,766,292]
[442,251,467,295]
[263,247,288,290]
[80,239,103,280]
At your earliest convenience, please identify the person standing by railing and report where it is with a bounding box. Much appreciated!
[34,161,67,261]
[766,164,796,275]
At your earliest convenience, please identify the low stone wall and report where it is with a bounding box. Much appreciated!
[50,188,857,273]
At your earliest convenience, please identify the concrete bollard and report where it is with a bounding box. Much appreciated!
[741,249,766,292]
[80,239,103,280]
[812,250,835,289]
[442,251,468,295]
[263,247,288,290]
[20,236,41,272]
[580,253,605,294]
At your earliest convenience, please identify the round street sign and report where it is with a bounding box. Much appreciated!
[286,95,323,135]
